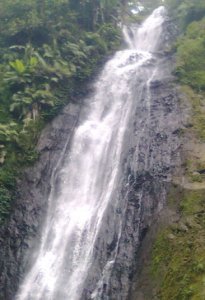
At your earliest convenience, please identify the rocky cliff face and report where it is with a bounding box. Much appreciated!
[78,19,182,300]
[79,55,181,300]
[0,103,81,300]
[0,17,181,300]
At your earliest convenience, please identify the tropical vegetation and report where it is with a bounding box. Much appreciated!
[0,0,129,223]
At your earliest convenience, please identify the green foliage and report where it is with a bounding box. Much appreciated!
[10,59,26,74]
[98,23,121,49]
[165,0,205,28]
[0,167,16,189]
[152,188,205,300]
[167,1,205,92]
[190,173,203,183]
[0,0,123,223]
[175,18,205,91]
[0,122,18,144]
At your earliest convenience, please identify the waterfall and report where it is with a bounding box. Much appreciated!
[16,7,166,300]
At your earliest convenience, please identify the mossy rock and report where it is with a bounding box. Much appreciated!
[152,188,205,300]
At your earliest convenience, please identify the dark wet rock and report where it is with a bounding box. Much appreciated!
[184,123,193,128]
[79,53,181,299]
[150,80,162,89]
[197,169,205,175]
[0,18,181,300]
[0,103,81,300]
[172,128,182,135]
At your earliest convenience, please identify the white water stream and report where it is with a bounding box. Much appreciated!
[16,7,166,300]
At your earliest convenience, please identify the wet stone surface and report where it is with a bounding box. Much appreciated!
[0,14,181,300]
[0,103,81,300]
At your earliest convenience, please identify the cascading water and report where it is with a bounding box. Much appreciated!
[16,7,167,300]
